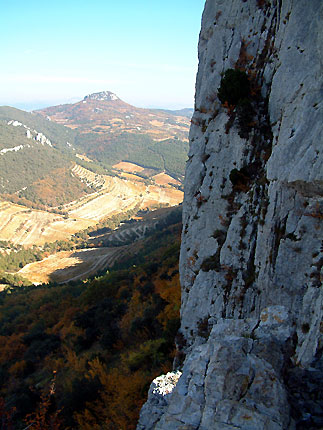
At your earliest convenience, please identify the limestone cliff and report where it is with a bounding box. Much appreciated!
[138,1,322,429]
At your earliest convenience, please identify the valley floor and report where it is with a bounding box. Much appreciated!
[0,166,182,247]
[0,166,183,285]
[18,246,130,284]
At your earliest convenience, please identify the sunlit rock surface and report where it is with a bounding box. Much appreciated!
[138,0,323,429]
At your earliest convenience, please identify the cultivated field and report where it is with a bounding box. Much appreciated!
[0,201,95,246]
[113,161,145,173]
[18,246,131,284]
[152,172,181,187]
[16,205,180,285]
[0,165,183,247]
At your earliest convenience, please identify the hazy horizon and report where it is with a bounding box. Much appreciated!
[1,0,205,111]
[1,93,195,113]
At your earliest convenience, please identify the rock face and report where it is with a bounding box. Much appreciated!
[84,90,120,101]
[137,1,322,429]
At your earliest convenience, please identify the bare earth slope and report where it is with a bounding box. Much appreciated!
[16,205,181,285]
[18,247,128,284]
[0,166,182,247]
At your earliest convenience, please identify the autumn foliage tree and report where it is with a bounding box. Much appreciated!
[23,374,62,430]
[0,216,182,429]
[0,398,16,430]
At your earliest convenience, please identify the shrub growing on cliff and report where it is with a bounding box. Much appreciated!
[218,69,256,137]
[236,98,255,137]
[218,69,250,106]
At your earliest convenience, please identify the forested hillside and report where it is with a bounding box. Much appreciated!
[0,98,187,429]
[0,99,189,212]
[0,106,77,151]
[0,110,92,208]
[75,132,188,179]
[0,220,181,430]
[36,92,190,180]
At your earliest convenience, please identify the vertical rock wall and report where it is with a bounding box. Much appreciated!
[138,1,322,429]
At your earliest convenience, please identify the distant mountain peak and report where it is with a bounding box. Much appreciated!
[84,91,120,102]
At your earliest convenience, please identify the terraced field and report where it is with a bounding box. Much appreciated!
[0,165,183,247]
[0,201,96,246]
[16,204,181,285]
[113,161,182,187]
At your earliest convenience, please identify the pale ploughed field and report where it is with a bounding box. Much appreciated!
[0,165,182,247]
[18,246,132,284]
[0,164,183,284]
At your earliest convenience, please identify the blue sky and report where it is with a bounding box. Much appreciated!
[0,0,205,110]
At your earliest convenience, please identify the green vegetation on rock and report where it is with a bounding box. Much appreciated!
[218,68,250,106]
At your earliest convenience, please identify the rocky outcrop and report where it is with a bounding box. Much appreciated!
[84,90,120,101]
[1,121,53,156]
[138,0,322,429]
